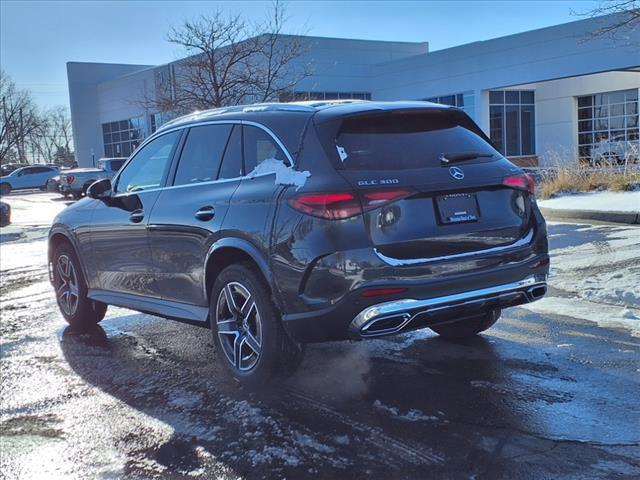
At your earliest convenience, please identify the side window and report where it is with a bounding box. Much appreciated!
[114,131,180,194]
[174,124,232,186]
[21,168,35,176]
[218,125,243,180]
[243,125,289,174]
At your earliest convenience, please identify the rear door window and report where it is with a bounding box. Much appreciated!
[334,111,499,170]
[173,124,232,186]
[243,125,289,174]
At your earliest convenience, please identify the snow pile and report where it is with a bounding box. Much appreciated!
[546,224,640,308]
[520,224,640,336]
[522,296,640,337]
[247,158,311,190]
[539,191,640,213]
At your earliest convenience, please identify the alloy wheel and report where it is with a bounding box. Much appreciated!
[216,281,263,371]
[56,254,79,316]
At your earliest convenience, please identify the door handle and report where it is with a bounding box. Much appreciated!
[195,206,215,221]
[129,209,145,223]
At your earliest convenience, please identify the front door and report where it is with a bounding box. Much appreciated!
[89,130,182,298]
[149,123,243,306]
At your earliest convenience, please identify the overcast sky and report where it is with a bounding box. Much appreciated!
[1,0,602,109]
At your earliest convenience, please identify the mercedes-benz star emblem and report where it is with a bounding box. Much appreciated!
[449,166,465,180]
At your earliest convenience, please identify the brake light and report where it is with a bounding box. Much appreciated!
[65,175,75,184]
[288,188,414,220]
[502,173,535,194]
[288,192,361,219]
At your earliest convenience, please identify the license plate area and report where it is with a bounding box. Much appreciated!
[436,193,479,224]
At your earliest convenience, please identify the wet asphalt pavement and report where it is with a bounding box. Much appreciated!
[1,193,639,479]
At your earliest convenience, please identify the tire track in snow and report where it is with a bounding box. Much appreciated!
[284,387,445,466]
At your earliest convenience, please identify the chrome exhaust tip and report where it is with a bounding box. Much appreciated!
[360,313,412,337]
[526,284,547,301]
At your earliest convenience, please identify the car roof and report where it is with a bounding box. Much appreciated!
[156,100,454,132]
[13,165,57,172]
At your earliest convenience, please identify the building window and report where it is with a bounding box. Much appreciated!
[425,91,475,120]
[102,117,145,158]
[489,90,535,157]
[577,89,639,164]
[280,91,372,102]
[150,112,174,133]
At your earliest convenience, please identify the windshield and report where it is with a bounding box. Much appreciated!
[335,111,499,170]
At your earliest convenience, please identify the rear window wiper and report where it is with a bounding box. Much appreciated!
[440,152,494,164]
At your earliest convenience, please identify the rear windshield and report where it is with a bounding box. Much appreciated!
[334,111,499,170]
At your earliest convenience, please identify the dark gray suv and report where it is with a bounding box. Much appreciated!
[49,101,549,385]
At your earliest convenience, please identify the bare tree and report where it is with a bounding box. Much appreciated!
[145,1,309,116]
[579,1,640,42]
[249,4,309,102]
[38,106,74,164]
[0,71,44,164]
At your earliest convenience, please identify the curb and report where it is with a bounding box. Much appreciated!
[539,207,640,225]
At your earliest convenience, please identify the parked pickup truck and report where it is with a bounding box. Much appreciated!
[59,158,126,199]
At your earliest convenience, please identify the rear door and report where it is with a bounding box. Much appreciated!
[148,123,240,306]
[16,167,45,188]
[222,124,292,251]
[324,109,532,260]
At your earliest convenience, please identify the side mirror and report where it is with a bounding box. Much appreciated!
[87,178,112,199]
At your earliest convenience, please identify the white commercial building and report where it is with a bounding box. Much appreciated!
[68,14,639,167]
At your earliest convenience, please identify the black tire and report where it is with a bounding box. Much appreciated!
[209,262,304,387]
[52,242,107,330]
[430,309,501,339]
[0,183,11,196]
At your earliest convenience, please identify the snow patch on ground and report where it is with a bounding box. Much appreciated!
[539,191,640,213]
[372,400,442,422]
[547,224,640,308]
[520,296,640,337]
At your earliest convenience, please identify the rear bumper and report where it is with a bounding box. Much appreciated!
[281,253,549,343]
[349,274,546,338]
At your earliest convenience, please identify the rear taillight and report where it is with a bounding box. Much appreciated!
[288,188,414,220]
[288,192,361,219]
[502,173,535,194]
[65,175,75,184]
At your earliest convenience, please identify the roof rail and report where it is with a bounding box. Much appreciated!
[157,102,317,132]
[156,99,375,132]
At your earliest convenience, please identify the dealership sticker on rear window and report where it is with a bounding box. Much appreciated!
[336,145,348,162]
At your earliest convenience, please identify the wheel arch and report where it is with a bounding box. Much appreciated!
[204,238,280,309]
[48,227,88,283]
